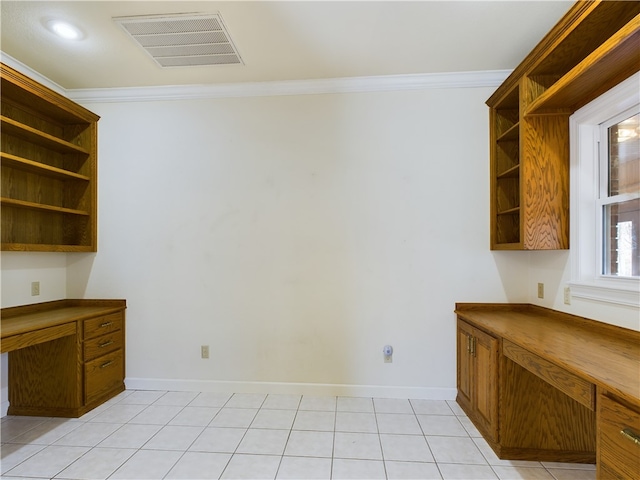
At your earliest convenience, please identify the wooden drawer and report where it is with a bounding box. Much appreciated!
[84,349,124,405]
[84,313,122,340]
[598,393,640,479]
[84,330,123,362]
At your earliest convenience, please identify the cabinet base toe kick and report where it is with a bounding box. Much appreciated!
[490,445,595,464]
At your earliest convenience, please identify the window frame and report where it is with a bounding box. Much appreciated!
[598,110,639,278]
[568,72,640,307]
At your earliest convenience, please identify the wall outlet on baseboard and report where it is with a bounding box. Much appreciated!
[31,281,40,296]
[201,345,210,359]
[537,283,544,299]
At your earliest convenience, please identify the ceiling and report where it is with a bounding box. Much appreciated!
[0,1,574,91]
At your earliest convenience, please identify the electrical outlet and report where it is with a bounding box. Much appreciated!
[537,283,544,299]
[564,286,571,305]
[31,281,40,296]
[201,345,209,359]
[383,345,393,363]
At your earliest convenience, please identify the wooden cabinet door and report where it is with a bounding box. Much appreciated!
[472,327,499,441]
[456,318,500,443]
[457,319,474,412]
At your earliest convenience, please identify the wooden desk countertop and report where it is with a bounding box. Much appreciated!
[455,303,640,408]
[1,299,126,353]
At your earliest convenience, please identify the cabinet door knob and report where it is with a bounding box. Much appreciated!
[621,428,640,446]
[100,321,113,328]
[99,340,114,348]
[100,360,114,369]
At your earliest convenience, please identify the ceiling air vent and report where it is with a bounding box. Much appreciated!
[114,13,243,68]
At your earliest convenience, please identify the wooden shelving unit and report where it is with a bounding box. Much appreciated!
[491,83,521,246]
[1,63,100,251]
[487,1,640,250]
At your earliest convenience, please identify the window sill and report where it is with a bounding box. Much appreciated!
[568,281,640,308]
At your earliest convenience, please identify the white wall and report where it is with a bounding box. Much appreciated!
[527,251,640,331]
[62,86,523,398]
[2,78,636,411]
[1,252,67,414]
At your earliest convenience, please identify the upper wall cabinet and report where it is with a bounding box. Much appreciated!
[488,1,640,250]
[1,63,100,252]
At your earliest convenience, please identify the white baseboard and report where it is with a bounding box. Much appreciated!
[0,379,456,418]
[125,378,456,401]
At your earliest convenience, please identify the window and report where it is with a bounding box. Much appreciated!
[569,73,640,307]
[599,111,639,278]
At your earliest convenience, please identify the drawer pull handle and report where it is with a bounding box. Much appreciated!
[100,360,114,369]
[100,321,113,328]
[621,428,640,446]
[99,340,114,348]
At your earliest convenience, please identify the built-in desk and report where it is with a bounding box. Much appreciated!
[1,299,126,417]
[455,303,640,479]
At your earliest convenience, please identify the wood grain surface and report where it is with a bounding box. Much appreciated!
[598,392,640,479]
[500,357,596,463]
[455,303,640,409]
[488,1,639,251]
[1,62,99,251]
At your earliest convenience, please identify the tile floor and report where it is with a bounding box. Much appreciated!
[1,390,596,480]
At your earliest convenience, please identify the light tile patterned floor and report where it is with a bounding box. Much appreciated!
[0,390,596,479]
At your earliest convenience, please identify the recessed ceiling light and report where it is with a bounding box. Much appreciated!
[46,19,84,40]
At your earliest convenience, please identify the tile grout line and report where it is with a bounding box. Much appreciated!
[410,398,444,479]
[160,398,217,480]
[330,395,337,480]
[372,398,390,480]
[272,394,302,480]
[215,392,262,480]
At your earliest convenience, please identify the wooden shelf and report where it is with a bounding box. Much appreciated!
[1,115,90,155]
[526,15,640,115]
[496,123,519,142]
[1,197,90,216]
[497,165,520,179]
[1,153,90,181]
[1,73,97,126]
[1,62,99,251]
[487,0,639,251]
[497,206,520,216]
[1,243,95,252]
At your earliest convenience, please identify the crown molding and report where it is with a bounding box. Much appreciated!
[68,70,511,103]
[1,52,66,95]
[1,51,510,103]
